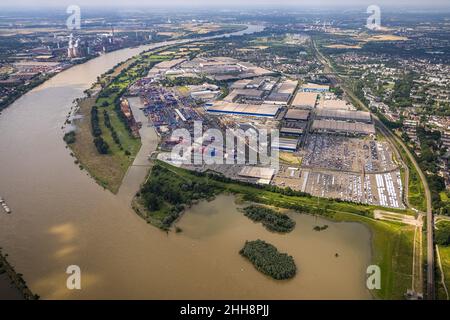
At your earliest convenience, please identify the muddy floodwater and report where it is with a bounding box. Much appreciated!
[0,25,371,299]
[176,195,372,299]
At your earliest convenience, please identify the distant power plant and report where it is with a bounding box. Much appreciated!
[67,34,87,58]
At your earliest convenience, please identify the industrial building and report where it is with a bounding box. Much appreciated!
[311,119,376,135]
[206,102,281,118]
[223,88,264,102]
[190,90,220,101]
[246,78,267,89]
[280,127,304,136]
[265,92,291,104]
[272,137,300,152]
[301,83,329,92]
[188,83,220,101]
[265,79,298,105]
[178,57,273,81]
[315,109,372,123]
[230,79,252,89]
[230,77,270,90]
[318,99,353,111]
[148,58,186,78]
[291,92,318,109]
[284,109,310,121]
[281,120,307,135]
[238,166,275,184]
[277,79,298,95]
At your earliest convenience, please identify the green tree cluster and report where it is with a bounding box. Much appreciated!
[139,165,222,229]
[63,131,76,144]
[239,240,297,280]
[436,222,450,246]
[91,106,102,137]
[93,136,109,154]
[243,205,295,233]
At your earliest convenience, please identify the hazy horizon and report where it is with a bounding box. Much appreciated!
[0,0,449,9]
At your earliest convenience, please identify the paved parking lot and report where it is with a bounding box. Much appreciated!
[271,168,404,208]
[302,134,397,173]
[271,133,405,208]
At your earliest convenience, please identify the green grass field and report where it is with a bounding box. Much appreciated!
[408,166,427,212]
[69,51,171,193]
[436,220,450,300]
[332,212,414,299]
[437,244,450,300]
[391,135,427,212]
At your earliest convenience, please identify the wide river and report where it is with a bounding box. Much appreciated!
[0,25,372,299]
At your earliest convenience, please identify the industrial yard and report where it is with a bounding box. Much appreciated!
[273,169,404,208]
[302,134,397,173]
[267,130,405,208]
[124,51,406,210]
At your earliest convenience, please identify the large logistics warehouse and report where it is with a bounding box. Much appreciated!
[280,127,304,136]
[284,109,310,121]
[223,89,264,102]
[206,102,281,118]
[272,137,300,151]
[277,79,298,95]
[318,99,353,110]
[315,109,372,123]
[291,92,318,109]
[312,120,376,135]
[239,166,275,184]
[265,79,298,104]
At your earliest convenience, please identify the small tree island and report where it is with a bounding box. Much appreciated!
[243,205,296,233]
[239,240,297,280]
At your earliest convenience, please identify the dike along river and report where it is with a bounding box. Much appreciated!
[0,25,372,299]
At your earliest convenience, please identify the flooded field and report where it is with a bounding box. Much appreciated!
[176,194,373,299]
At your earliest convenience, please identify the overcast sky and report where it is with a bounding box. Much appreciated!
[2,0,449,8]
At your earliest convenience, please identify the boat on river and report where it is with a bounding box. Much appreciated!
[0,197,11,214]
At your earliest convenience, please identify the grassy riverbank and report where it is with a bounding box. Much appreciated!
[69,96,139,192]
[68,51,171,193]
[134,160,414,299]
[0,250,38,300]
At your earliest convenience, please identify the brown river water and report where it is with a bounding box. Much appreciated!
[0,26,372,299]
